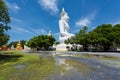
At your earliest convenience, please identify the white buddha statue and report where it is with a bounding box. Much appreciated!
[59,8,74,44]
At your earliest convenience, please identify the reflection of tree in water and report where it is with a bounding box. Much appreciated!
[59,59,95,76]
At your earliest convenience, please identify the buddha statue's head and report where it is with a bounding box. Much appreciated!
[60,8,69,22]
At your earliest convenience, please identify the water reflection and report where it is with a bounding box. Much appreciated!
[56,57,95,76]
[38,51,56,58]
[37,52,120,80]
[34,52,120,80]
[46,56,95,80]
[38,52,96,80]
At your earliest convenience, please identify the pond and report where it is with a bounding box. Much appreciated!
[39,52,120,80]
[4,51,120,80]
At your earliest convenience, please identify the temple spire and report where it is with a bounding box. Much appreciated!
[60,8,66,18]
[62,8,65,12]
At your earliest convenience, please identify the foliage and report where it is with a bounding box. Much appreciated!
[88,24,114,51]
[65,26,88,51]
[27,35,56,50]
[0,0,11,47]
[65,24,120,51]
[112,24,120,47]
[0,34,9,47]
[76,26,89,51]
[54,42,60,45]
[65,36,76,44]
[7,40,27,48]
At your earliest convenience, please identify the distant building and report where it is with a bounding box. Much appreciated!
[47,30,52,36]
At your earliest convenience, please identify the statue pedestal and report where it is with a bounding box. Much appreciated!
[56,43,68,51]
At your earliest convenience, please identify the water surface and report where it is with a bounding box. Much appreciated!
[42,52,120,80]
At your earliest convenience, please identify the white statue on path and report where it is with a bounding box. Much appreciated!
[59,8,74,44]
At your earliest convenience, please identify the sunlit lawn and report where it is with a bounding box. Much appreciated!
[0,51,55,80]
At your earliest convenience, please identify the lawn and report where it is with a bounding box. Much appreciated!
[0,51,55,80]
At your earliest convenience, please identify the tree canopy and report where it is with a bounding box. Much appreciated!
[27,35,56,50]
[0,0,11,47]
[65,24,120,51]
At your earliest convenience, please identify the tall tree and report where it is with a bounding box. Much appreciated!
[27,35,56,50]
[93,24,113,51]
[65,24,120,51]
[112,24,120,47]
[0,0,11,47]
[76,26,88,51]
[65,26,89,51]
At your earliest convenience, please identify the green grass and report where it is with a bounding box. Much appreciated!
[0,50,55,80]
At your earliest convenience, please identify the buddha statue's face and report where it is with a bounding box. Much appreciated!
[61,13,69,22]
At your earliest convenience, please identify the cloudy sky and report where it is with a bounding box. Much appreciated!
[5,0,120,42]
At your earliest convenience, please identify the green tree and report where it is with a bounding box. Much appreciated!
[87,24,120,51]
[65,36,76,44]
[7,40,27,49]
[75,26,89,51]
[27,35,56,50]
[112,24,120,47]
[65,24,120,51]
[65,26,88,51]
[0,0,10,47]
[93,24,113,51]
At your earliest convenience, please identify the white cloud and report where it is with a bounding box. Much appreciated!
[76,10,97,27]
[9,26,33,35]
[112,21,120,25]
[40,29,47,34]
[54,32,59,36]
[6,2,20,12]
[76,18,90,26]
[38,0,58,15]
[11,17,22,23]
[71,29,80,33]
[30,29,48,35]
[16,27,33,35]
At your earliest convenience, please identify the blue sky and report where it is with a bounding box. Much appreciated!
[5,0,120,42]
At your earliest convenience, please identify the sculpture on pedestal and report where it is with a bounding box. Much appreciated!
[55,8,74,51]
[59,8,74,44]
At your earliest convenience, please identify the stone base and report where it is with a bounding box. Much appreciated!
[55,43,68,51]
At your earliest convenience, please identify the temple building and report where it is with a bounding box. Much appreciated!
[16,41,23,50]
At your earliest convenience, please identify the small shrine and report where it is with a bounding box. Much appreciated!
[1,45,8,51]
[16,41,23,50]
[11,45,15,50]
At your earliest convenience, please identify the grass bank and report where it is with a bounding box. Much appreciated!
[0,51,55,80]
